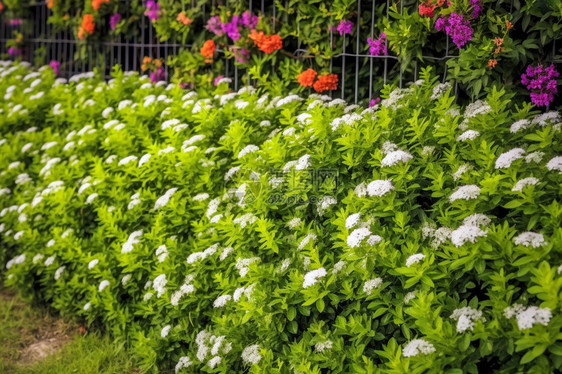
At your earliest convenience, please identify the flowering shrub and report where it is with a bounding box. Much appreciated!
[1,61,561,372]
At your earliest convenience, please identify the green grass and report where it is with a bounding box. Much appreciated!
[0,287,140,374]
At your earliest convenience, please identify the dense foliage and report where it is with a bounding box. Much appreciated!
[1,61,561,372]
[0,0,561,104]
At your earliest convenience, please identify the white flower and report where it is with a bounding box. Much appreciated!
[45,255,55,266]
[450,306,484,333]
[532,111,560,126]
[193,193,210,201]
[367,235,383,245]
[513,232,547,248]
[86,193,98,204]
[219,247,234,261]
[381,150,413,167]
[546,156,562,172]
[138,153,151,167]
[495,148,525,169]
[161,325,171,338]
[315,340,333,353]
[14,231,24,240]
[235,256,260,277]
[298,233,317,250]
[175,356,192,373]
[510,119,531,133]
[241,344,262,365]
[456,130,480,142]
[512,177,539,192]
[153,274,168,297]
[213,294,232,308]
[317,196,337,215]
[208,356,222,369]
[525,151,544,164]
[88,259,99,270]
[404,291,417,304]
[154,188,178,210]
[504,304,551,330]
[345,213,361,229]
[54,266,65,280]
[464,100,491,118]
[224,166,240,181]
[83,302,91,311]
[156,245,168,262]
[406,253,425,267]
[452,164,472,181]
[303,267,327,288]
[295,154,311,171]
[297,112,312,125]
[431,82,451,100]
[367,180,394,197]
[118,156,138,166]
[238,144,259,158]
[449,185,480,202]
[121,230,143,253]
[287,217,302,229]
[143,292,154,301]
[332,261,346,274]
[451,225,487,247]
[121,274,132,286]
[98,280,110,292]
[402,339,436,357]
[33,254,44,264]
[421,146,435,157]
[363,278,383,295]
[463,213,491,227]
[347,228,371,248]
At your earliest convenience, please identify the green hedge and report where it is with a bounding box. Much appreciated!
[1,61,562,373]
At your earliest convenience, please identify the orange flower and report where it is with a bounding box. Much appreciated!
[488,59,497,68]
[494,37,503,46]
[46,0,55,9]
[143,56,152,65]
[494,46,505,54]
[201,40,216,61]
[506,20,513,30]
[154,59,162,68]
[78,14,95,40]
[313,74,338,93]
[249,30,282,54]
[0,3,4,13]
[177,12,192,26]
[91,0,109,11]
[297,68,317,87]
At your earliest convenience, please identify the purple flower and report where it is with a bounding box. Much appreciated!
[145,0,160,22]
[240,11,258,29]
[469,0,482,18]
[521,64,559,107]
[435,13,473,49]
[206,16,224,36]
[150,66,165,83]
[337,20,353,35]
[222,15,241,41]
[369,97,381,107]
[367,32,387,56]
[49,60,60,75]
[8,47,21,56]
[214,75,225,86]
[110,13,122,31]
[8,19,23,26]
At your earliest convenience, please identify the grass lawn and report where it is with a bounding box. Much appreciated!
[0,287,140,374]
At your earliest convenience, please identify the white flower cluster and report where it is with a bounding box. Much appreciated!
[287,217,302,229]
[495,148,525,169]
[298,233,317,250]
[315,340,333,353]
[449,185,480,202]
[98,280,110,292]
[88,259,99,270]
[187,243,219,264]
[546,156,562,172]
[175,356,192,373]
[196,330,232,367]
[121,230,143,253]
[532,111,560,126]
[513,232,547,248]
[452,164,472,181]
[381,150,413,167]
[430,82,451,100]
[504,304,552,330]
[241,344,262,365]
[456,130,480,142]
[171,275,196,306]
[525,151,543,163]
[330,113,362,131]
[512,177,539,192]
[317,196,337,215]
[154,188,178,210]
[366,179,394,197]
[233,213,258,228]
[450,306,484,333]
[510,119,531,133]
[363,278,383,295]
[347,228,372,248]
[463,100,491,119]
[238,144,260,158]
[402,339,436,357]
[303,267,327,288]
[405,253,425,267]
[451,225,487,247]
[153,274,167,297]
[235,257,260,277]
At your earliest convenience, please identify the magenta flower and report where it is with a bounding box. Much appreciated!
[521,64,559,107]
[469,0,482,19]
[435,13,473,49]
[337,20,353,36]
[145,0,160,22]
[369,97,381,107]
[222,15,241,41]
[240,11,258,29]
[214,75,225,86]
[8,19,23,26]
[150,66,165,83]
[206,16,224,36]
[110,13,122,30]
[367,32,387,56]
[49,60,60,75]
[8,46,21,56]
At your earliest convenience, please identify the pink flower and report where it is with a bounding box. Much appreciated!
[369,97,381,107]
[110,13,121,31]
[150,66,165,83]
[145,0,160,21]
[49,60,60,75]
[521,64,559,107]
[214,75,225,86]
[337,20,353,35]
[367,33,387,56]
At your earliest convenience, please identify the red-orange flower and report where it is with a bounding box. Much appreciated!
[297,68,317,87]
[91,0,109,11]
[177,12,192,26]
[249,30,283,54]
[506,20,513,30]
[313,74,338,93]
[0,3,4,13]
[78,14,95,40]
[201,40,216,61]
[46,0,55,9]
[494,37,503,46]
[488,59,497,68]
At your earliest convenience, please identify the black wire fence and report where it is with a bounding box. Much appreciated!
[1,0,557,104]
